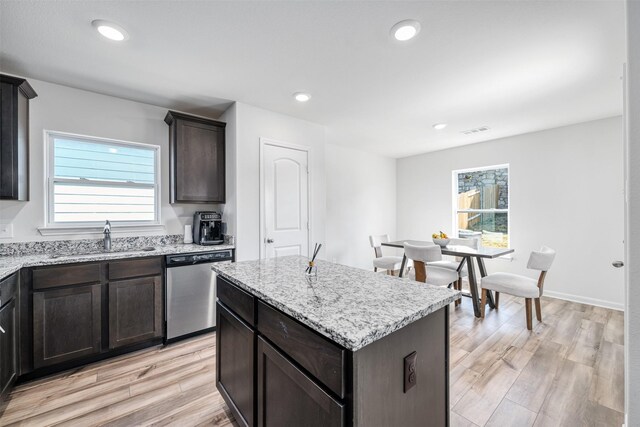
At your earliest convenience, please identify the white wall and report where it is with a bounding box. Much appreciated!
[625,0,639,423]
[0,78,221,242]
[397,117,624,309]
[325,143,397,270]
[227,102,326,262]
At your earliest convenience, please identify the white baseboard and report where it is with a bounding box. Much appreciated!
[544,290,624,311]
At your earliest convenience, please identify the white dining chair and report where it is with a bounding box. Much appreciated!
[404,242,459,288]
[428,237,479,307]
[369,234,403,276]
[480,246,556,330]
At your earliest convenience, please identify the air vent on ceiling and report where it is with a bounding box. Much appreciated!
[461,126,490,135]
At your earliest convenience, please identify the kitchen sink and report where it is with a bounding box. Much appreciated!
[48,246,156,259]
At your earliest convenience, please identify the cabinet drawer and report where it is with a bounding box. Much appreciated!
[109,257,162,281]
[217,276,255,326]
[0,272,18,305]
[257,301,346,398]
[33,263,101,290]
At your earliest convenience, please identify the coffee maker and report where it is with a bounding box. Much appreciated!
[193,211,225,245]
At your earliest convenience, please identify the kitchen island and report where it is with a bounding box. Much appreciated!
[212,256,460,427]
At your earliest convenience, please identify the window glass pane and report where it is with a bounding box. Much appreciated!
[49,133,158,225]
[455,166,509,248]
[53,137,155,184]
[53,183,155,223]
[457,212,508,248]
[457,168,508,210]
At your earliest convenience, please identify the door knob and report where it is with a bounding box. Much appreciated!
[266,238,274,244]
[612,261,624,268]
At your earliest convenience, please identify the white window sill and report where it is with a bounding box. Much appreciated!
[38,224,166,236]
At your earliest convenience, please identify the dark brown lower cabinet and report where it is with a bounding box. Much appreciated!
[108,275,163,349]
[216,277,449,427]
[33,284,102,369]
[9,257,166,382]
[0,299,17,397]
[216,302,255,427]
[257,336,345,427]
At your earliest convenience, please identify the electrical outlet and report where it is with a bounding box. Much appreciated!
[0,223,13,239]
[404,351,417,393]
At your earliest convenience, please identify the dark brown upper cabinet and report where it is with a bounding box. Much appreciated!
[164,111,226,204]
[0,74,37,201]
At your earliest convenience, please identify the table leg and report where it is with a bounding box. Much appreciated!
[456,257,467,274]
[465,256,481,317]
[476,258,495,309]
[453,258,467,307]
[398,254,407,278]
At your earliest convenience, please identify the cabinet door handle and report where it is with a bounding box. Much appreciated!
[0,326,5,334]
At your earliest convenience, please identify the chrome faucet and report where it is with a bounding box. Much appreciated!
[103,220,111,252]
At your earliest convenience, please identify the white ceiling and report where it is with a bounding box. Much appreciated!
[0,1,626,158]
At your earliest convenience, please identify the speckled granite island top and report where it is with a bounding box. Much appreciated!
[212,255,460,351]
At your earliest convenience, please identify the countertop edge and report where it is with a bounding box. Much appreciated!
[0,244,235,281]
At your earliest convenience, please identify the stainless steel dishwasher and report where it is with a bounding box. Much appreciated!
[165,249,233,342]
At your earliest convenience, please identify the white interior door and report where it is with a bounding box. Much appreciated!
[262,142,309,259]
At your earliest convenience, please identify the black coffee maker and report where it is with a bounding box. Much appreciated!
[193,211,225,245]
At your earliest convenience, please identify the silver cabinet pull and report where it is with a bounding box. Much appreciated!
[0,326,5,334]
[612,261,624,268]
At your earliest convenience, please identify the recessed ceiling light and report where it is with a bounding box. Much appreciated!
[92,20,129,41]
[433,123,447,130]
[294,92,311,102]
[390,20,421,41]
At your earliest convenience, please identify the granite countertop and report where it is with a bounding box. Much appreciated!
[212,255,460,351]
[0,243,235,281]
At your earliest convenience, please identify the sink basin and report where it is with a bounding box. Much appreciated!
[49,247,156,259]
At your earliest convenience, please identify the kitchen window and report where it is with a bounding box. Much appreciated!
[45,131,160,228]
[453,164,509,248]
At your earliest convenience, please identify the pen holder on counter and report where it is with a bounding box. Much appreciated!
[305,261,317,277]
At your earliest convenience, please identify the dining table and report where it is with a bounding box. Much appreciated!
[381,240,515,318]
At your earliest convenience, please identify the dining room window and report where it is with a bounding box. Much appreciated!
[453,164,509,248]
[45,131,160,226]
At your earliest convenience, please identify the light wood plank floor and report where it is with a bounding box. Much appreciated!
[450,293,624,427]
[0,294,624,426]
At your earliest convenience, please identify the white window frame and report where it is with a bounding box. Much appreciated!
[452,163,510,248]
[40,130,162,235]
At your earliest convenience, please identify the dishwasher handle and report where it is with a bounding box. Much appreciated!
[166,250,233,267]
